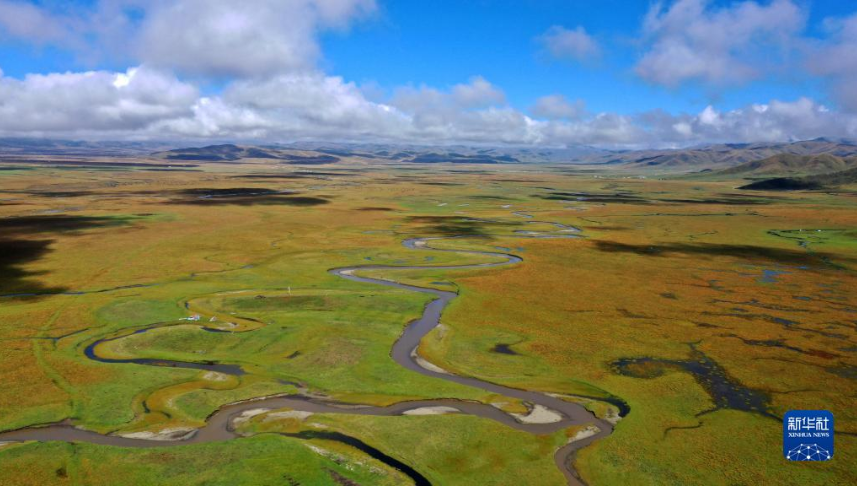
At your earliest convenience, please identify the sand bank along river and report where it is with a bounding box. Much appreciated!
[0,220,618,485]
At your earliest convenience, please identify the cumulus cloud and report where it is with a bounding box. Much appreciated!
[451,76,506,108]
[392,77,506,110]
[636,98,857,145]
[538,26,600,61]
[0,0,376,78]
[0,66,197,135]
[531,95,587,120]
[138,0,376,77]
[2,64,854,147]
[636,0,804,86]
[1,1,856,147]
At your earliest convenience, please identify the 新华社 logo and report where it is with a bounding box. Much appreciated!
[783,410,833,461]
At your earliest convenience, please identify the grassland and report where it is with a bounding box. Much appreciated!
[1,158,855,484]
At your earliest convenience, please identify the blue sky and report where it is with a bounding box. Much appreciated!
[320,0,847,114]
[1,0,856,146]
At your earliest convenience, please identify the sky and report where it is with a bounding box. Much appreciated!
[1,0,857,148]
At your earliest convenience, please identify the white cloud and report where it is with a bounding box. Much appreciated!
[1,1,856,147]
[451,76,506,108]
[531,95,586,120]
[137,0,376,77]
[392,77,506,112]
[0,0,70,44]
[809,13,857,112]
[0,66,197,134]
[4,65,854,147]
[636,0,804,86]
[638,98,857,145]
[0,0,376,78]
[539,26,600,61]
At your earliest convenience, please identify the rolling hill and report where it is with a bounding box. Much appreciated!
[585,138,857,171]
[151,144,341,164]
[716,153,857,177]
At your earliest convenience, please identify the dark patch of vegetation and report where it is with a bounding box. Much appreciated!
[233,174,315,180]
[233,170,357,179]
[296,171,358,177]
[719,192,788,200]
[492,343,518,355]
[282,475,301,486]
[612,345,775,418]
[543,190,773,206]
[326,470,361,486]
[0,238,64,295]
[407,153,512,164]
[445,169,492,174]
[539,192,652,204]
[740,178,823,191]
[28,190,99,198]
[741,166,857,191]
[178,195,329,207]
[406,215,517,236]
[176,188,285,198]
[467,195,515,201]
[0,215,135,295]
[0,215,132,233]
[826,365,857,381]
[723,334,839,359]
[279,154,340,165]
[139,168,202,172]
[661,197,772,205]
[592,240,847,265]
[164,188,329,206]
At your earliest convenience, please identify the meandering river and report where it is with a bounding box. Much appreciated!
[0,224,617,485]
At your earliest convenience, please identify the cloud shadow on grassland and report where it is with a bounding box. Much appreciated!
[592,240,851,265]
[406,216,518,237]
[0,215,136,296]
[172,194,331,206]
[160,188,331,206]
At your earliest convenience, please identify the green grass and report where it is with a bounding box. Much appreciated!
[240,411,568,486]
[0,435,407,486]
[1,164,855,485]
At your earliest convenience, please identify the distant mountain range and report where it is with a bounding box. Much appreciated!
[150,138,857,168]
[151,144,341,164]
[0,138,172,156]
[3,137,857,172]
[149,142,609,164]
[585,138,857,171]
[144,138,857,169]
